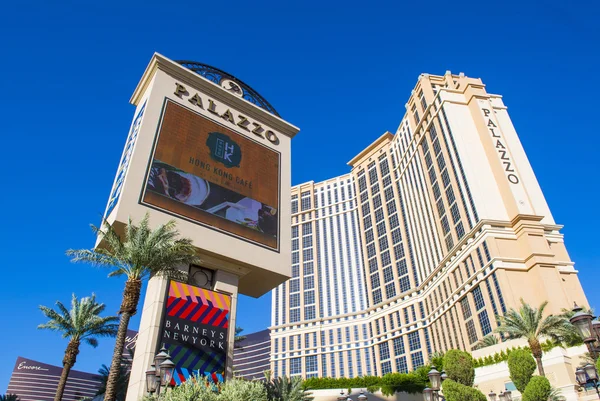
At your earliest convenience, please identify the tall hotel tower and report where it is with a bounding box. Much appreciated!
[270,71,588,378]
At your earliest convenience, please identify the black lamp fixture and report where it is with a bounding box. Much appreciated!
[570,303,600,359]
[146,346,176,396]
[357,390,368,401]
[575,363,600,399]
[424,366,446,401]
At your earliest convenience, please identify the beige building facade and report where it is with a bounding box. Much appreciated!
[270,71,588,379]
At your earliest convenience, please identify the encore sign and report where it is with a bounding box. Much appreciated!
[159,280,231,384]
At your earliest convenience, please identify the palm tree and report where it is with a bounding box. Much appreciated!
[264,371,313,401]
[95,363,130,401]
[39,294,118,401]
[495,299,569,377]
[66,214,199,401]
[234,326,247,349]
[473,334,499,350]
[0,394,20,401]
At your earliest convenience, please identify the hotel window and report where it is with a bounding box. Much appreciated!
[373,194,382,209]
[362,203,370,216]
[305,305,316,320]
[376,221,386,236]
[290,293,300,308]
[368,258,378,273]
[379,236,389,251]
[381,250,391,267]
[367,243,376,258]
[381,361,392,375]
[373,289,382,304]
[492,272,507,312]
[303,262,313,275]
[390,214,400,230]
[304,276,314,290]
[302,236,313,248]
[411,351,424,368]
[393,337,405,355]
[380,158,390,176]
[365,229,374,244]
[379,341,390,360]
[290,357,302,375]
[408,331,421,351]
[412,104,420,124]
[292,266,299,277]
[291,195,298,214]
[411,305,417,322]
[383,267,394,283]
[473,286,485,310]
[364,215,372,229]
[290,279,300,293]
[396,356,408,373]
[479,310,492,336]
[419,90,427,111]
[399,276,410,292]
[385,283,396,298]
[368,163,378,185]
[302,248,313,261]
[371,273,381,289]
[358,176,367,193]
[304,290,315,304]
[460,297,472,319]
[466,320,478,344]
[386,201,397,215]
[301,192,311,211]
[302,222,312,235]
[290,309,300,323]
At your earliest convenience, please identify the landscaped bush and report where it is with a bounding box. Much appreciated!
[444,349,475,386]
[302,376,382,392]
[142,376,268,401]
[507,348,536,392]
[441,379,486,401]
[472,341,560,368]
[521,376,552,401]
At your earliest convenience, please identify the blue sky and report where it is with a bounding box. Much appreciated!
[1,0,599,392]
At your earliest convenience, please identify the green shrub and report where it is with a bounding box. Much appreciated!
[441,379,486,401]
[507,348,536,392]
[219,379,267,401]
[522,376,552,401]
[444,350,475,386]
[428,352,445,371]
[379,370,428,395]
[597,357,600,375]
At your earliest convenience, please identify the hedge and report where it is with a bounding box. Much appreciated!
[302,365,429,394]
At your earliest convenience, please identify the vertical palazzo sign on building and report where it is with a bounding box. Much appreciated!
[160,280,231,384]
[141,99,280,250]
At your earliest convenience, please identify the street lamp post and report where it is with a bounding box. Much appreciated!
[424,366,445,401]
[575,364,600,399]
[146,346,176,396]
[569,303,600,359]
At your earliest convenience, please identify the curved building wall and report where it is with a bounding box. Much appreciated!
[232,329,271,381]
[7,357,102,401]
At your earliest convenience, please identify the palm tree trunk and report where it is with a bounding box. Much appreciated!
[529,339,546,376]
[55,340,80,401]
[105,279,142,401]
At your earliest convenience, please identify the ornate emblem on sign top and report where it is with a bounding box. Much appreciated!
[176,60,280,117]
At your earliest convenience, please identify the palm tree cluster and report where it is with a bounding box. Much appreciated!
[36,214,199,401]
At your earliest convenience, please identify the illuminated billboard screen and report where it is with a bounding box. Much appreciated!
[141,99,280,250]
[160,280,230,384]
